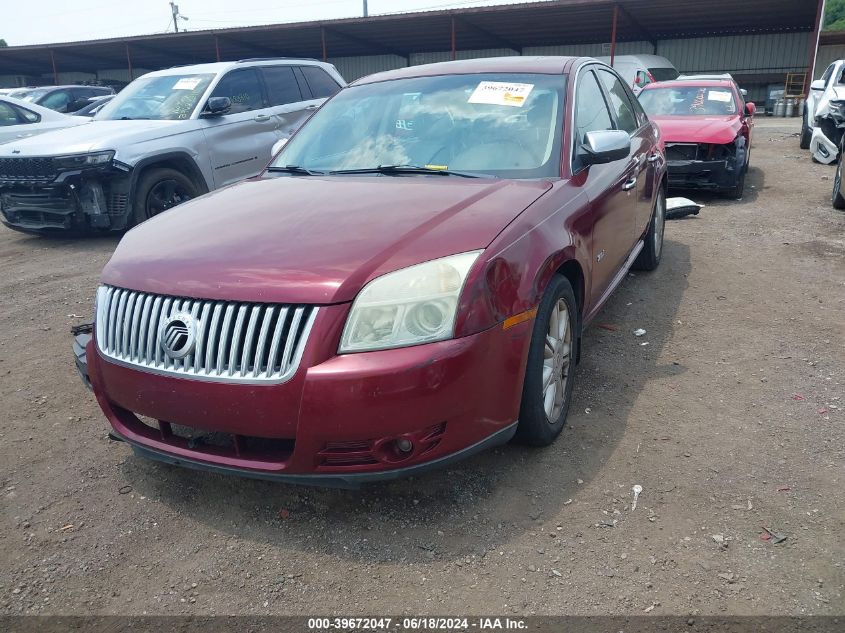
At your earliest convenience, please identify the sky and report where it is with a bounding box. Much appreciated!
[1,0,532,46]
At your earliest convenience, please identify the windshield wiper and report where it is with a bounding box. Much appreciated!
[330,164,485,178]
[266,165,326,176]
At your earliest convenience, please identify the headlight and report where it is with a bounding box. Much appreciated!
[339,251,482,353]
[54,151,115,170]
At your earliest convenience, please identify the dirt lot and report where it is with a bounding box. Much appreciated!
[0,117,843,616]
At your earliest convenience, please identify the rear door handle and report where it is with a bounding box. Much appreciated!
[254,114,272,122]
[622,177,638,191]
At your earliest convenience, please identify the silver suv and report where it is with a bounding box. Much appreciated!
[0,58,345,235]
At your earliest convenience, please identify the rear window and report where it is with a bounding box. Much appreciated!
[648,67,679,82]
[299,66,341,99]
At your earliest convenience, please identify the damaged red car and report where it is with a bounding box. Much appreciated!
[75,57,668,487]
[638,78,754,198]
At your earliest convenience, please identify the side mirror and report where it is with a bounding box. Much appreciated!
[811,79,826,91]
[581,130,631,165]
[271,137,289,156]
[744,102,756,117]
[202,96,232,116]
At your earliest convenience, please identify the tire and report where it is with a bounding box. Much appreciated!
[726,164,747,200]
[632,186,666,271]
[833,155,845,210]
[800,110,812,150]
[514,275,579,447]
[132,167,199,226]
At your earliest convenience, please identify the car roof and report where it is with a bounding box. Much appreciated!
[353,56,578,85]
[595,54,675,67]
[642,78,735,90]
[145,58,332,78]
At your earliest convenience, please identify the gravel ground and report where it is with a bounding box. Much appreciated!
[0,118,843,616]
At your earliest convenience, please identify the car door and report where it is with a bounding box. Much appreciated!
[572,67,637,306]
[258,65,313,162]
[597,67,657,237]
[200,68,278,188]
[0,100,26,144]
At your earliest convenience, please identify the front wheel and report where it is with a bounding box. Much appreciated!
[633,187,666,271]
[800,110,812,150]
[132,167,199,226]
[833,156,845,210]
[514,275,579,447]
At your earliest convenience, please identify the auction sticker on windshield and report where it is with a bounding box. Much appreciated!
[172,77,203,91]
[468,81,534,107]
[707,90,733,102]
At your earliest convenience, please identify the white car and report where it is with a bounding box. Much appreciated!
[595,54,678,95]
[0,95,88,145]
[0,58,346,234]
[803,59,845,162]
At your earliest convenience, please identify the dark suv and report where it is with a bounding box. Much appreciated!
[9,85,115,113]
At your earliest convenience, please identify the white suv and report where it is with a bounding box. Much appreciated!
[0,58,345,235]
[803,58,845,162]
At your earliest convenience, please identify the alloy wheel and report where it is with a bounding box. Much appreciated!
[654,192,666,258]
[146,179,193,219]
[542,298,573,422]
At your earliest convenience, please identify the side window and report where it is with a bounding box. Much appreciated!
[299,66,341,99]
[597,69,639,134]
[41,90,72,112]
[261,66,304,107]
[15,105,40,123]
[209,69,266,114]
[0,102,21,126]
[573,70,614,171]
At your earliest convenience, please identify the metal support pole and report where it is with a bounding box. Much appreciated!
[50,50,59,85]
[125,43,133,81]
[321,26,328,62]
[804,0,827,94]
[363,0,368,18]
[451,16,457,61]
[215,35,221,62]
[610,5,619,67]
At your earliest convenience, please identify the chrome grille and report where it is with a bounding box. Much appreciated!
[95,286,317,383]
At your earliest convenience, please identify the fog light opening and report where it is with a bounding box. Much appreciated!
[396,438,414,454]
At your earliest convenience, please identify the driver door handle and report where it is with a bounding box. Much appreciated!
[254,114,272,122]
[622,177,638,191]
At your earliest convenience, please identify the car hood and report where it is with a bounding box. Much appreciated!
[650,115,742,145]
[0,119,193,157]
[102,175,553,304]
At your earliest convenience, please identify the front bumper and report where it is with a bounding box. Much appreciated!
[87,305,533,487]
[0,169,131,234]
[666,158,741,190]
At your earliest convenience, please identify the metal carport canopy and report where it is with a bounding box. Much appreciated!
[0,0,819,77]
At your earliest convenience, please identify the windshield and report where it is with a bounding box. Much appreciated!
[272,73,565,178]
[639,86,737,116]
[95,73,214,121]
[11,88,48,102]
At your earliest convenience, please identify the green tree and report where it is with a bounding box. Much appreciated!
[0,39,7,47]
[825,0,845,30]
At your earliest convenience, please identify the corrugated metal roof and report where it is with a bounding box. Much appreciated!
[0,0,819,78]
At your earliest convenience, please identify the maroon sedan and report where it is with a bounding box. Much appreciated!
[78,57,667,487]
